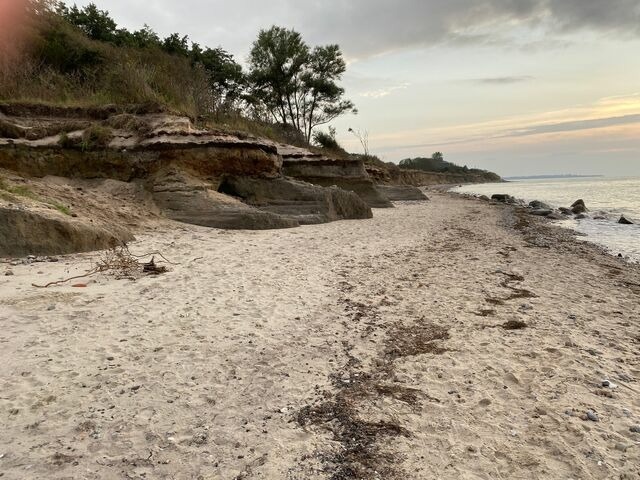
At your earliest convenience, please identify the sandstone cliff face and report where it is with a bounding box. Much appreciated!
[152,168,297,230]
[0,206,133,257]
[279,145,393,208]
[366,165,501,186]
[0,113,282,181]
[0,107,374,256]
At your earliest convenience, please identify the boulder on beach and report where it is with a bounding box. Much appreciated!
[491,194,515,204]
[559,207,573,215]
[547,212,565,220]
[529,200,551,210]
[618,216,634,225]
[528,209,553,217]
[575,213,588,220]
[376,185,428,201]
[571,199,588,214]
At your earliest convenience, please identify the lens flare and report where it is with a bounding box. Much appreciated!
[0,0,31,64]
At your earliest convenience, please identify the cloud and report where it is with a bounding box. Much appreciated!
[470,76,534,85]
[359,82,410,98]
[72,0,640,59]
[502,113,640,137]
[372,94,640,154]
[290,0,640,59]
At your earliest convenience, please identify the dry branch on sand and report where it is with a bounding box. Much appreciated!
[32,245,172,288]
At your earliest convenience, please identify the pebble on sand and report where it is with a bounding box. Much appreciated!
[586,410,599,422]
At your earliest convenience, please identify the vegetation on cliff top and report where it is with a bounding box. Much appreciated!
[399,152,500,179]
[0,1,354,146]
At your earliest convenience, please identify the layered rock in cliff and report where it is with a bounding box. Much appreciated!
[219,176,372,225]
[0,106,378,256]
[278,145,393,208]
[0,108,282,181]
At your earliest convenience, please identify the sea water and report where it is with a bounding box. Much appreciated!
[452,177,640,263]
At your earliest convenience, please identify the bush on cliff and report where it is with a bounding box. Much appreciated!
[312,127,348,156]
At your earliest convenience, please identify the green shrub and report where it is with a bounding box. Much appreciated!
[80,125,112,150]
[312,128,346,154]
[35,19,105,74]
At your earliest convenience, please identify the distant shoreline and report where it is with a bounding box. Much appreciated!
[504,174,604,180]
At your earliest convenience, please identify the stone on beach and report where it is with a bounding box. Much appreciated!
[491,194,516,204]
[528,209,553,217]
[529,200,551,210]
[618,216,634,225]
[376,185,429,201]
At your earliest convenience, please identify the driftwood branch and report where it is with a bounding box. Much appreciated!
[32,245,174,288]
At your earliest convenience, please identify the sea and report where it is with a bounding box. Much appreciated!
[452,177,640,263]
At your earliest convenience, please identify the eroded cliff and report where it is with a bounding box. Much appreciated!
[0,105,374,256]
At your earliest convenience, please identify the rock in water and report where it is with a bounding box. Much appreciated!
[559,207,573,215]
[570,199,588,214]
[618,215,634,225]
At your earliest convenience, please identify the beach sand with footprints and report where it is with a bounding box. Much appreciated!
[1,191,639,479]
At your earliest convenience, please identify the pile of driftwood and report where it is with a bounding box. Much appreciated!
[33,244,172,288]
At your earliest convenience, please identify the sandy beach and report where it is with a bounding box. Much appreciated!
[1,191,639,479]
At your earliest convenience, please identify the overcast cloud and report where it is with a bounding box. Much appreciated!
[73,0,640,58]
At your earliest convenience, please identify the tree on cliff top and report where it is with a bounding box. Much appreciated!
[247,26,356,142]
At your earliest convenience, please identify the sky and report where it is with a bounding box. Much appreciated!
[71,0,640,177]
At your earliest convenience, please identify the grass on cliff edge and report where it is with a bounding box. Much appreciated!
[0,15,212,118]
[0,177,72,216]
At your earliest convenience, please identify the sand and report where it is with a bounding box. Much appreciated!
[1,192,639,479]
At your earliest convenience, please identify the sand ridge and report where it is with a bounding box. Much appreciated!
[1,192,639,479]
